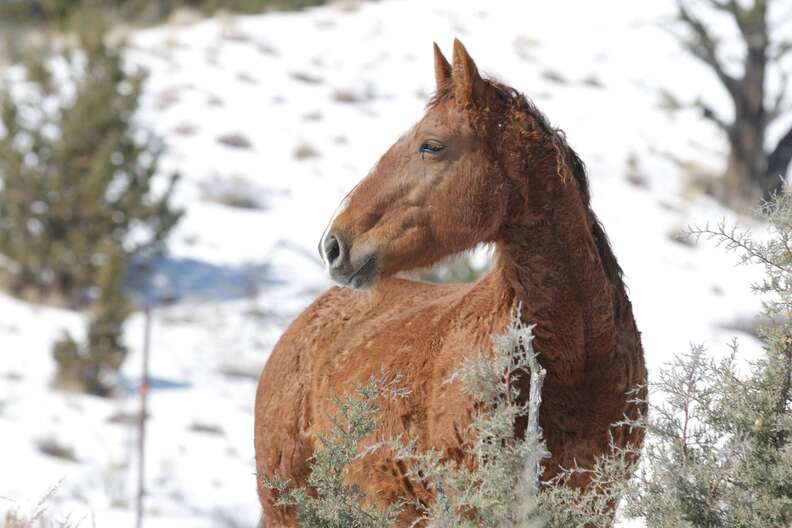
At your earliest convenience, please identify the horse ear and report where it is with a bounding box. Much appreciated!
[433,42,452,91]
[452,38,485,106]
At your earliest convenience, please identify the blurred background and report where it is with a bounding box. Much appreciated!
[0,0,790,526]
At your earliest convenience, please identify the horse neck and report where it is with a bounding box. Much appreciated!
[490,148,618,382]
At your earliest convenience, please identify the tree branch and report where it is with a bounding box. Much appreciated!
[770,39,792,62]
[693,97,731,132]
[705,0,741,15]
[675,1,740,99]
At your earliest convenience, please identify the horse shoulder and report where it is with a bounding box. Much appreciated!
[254,286,357,517]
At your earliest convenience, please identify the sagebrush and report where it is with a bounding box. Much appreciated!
[263,315,619,527]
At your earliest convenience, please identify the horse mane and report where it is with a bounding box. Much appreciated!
[428,80,627,309]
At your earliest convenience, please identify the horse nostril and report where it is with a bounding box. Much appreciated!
[324,234,343,267]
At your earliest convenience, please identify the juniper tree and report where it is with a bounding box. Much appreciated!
[0,16,181,307]
[0,15,181,394]
[625,187,792,526]
[52,241,132,396]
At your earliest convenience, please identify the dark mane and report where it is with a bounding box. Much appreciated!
[429,80,627,307]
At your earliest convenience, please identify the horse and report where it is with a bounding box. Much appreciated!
[254,39,647,526]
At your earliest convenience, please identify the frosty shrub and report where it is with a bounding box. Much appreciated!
[264,314,574,527]
[263,370,408,527]
[623,187,792,526]
[539,411,642,528]
[391,316,549,528]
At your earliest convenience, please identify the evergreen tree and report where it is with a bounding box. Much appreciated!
[52,241,132,396]
[0,16,181,308]
[626,188,792,526]
[0,14,181,394]
[0,0,333,25]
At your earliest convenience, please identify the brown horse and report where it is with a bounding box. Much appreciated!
[255,40,647,526]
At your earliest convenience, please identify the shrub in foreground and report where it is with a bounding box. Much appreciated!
[264,315,576,527]
[624,188,792,526]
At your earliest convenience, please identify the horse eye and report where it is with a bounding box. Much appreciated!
[419,141,445,154]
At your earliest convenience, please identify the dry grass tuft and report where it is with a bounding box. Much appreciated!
[2,482,78,528]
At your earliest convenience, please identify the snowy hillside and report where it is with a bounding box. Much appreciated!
[0,0,773,526]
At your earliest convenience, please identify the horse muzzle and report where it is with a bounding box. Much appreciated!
[321,231,379,289]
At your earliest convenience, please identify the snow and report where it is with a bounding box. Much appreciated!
[0,0,776,525]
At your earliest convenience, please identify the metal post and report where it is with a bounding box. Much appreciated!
[135,306,152,528]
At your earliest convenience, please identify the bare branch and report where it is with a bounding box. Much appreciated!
[770,39,792,62]
[694,97,731,132]
[675,0,740,99]
[705,0,740,14]
[689,220,791,273]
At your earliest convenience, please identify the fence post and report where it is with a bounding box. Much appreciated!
[135,305,152,528]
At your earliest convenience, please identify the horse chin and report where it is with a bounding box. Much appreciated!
[330,254,379,290]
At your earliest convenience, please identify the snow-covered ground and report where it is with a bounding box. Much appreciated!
[0,0,781,525]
